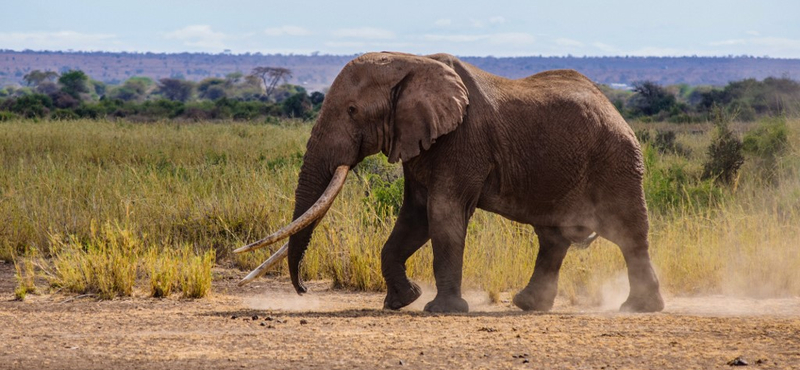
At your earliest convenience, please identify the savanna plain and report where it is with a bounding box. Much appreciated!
[1,118,799,369]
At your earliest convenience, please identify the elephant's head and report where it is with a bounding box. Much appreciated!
[234,52,469,293]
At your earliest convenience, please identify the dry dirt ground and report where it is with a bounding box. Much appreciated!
[1,261,799,369]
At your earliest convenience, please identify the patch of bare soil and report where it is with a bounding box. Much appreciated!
[1,261,798,369]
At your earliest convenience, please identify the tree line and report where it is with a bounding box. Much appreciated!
[0,67,323,121]
[1,67,798,123]
[601,77,800,123]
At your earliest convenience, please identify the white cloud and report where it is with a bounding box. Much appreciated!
[489,16,506,25]
[555,38,584,47]
[0,31,119,51]
[332,27,395,40]
[424,34,487,43]
[488,32,535,44]
[592,42,617,53]
[470,19,485,28]
[264,26,311,37]
[746,30,761,36]
[164,25,227,49]
[628,46,697,56]
[423,32,534,45]
[434,19,452,27]
[711,36,800,49]
[325,41,367,48]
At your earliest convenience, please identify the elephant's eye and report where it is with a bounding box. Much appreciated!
[347,106,357,116]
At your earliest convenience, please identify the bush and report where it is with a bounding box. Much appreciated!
[702,115,745,185]
[10,94,53,118]
[743,117,789,160]
[743,117,789,181]
[51,108,80,120]
[643,145,723,212]
[0,111,18,122]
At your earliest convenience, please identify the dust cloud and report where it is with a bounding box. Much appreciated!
[244,292,322,311]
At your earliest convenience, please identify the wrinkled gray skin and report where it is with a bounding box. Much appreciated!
[287,52,664,313]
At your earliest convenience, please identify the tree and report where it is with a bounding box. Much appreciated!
[58,70,90,100]
[23,70,58,87]
[157,78,194,102]
[107,77,153,102]
[250,67,292,99]
[197,78,227,100]
[282,92,312,118]
[630,81,676,116]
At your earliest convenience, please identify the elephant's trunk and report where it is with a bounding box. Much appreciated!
[286,162,349,293]
[233,164,349,291]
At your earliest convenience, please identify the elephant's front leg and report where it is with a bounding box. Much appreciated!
[381,188,429,310]
[422,196,473,313]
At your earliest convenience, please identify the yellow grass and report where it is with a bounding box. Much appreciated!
[3,118,798,303]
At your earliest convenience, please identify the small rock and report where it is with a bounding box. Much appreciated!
[478,327,497,332]
[300,319,308,325]
[399,360,404,365]
[259,322,266,327]
[522,359,530,364]
[251,315,259,320]
[230,315,238,320]
[727,356,749,366]
[265,316,274,321]
[419,351,424,356]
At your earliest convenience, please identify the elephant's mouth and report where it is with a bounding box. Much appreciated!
[232,165,350,286]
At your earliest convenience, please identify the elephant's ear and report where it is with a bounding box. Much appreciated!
[386,58,469,163]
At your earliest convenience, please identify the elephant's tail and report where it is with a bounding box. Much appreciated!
[572,232,598,249]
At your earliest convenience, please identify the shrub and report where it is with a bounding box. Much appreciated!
[0,111,18,122]
[10,94,53,118]
[49,222,141,299]
[643,145,723,212]
[743,117,790,182]
[14,250,39,301]
[743,117,789,160]
[146,248,178,298]
[179,246,215,298]
[702,116,745,185]
[50,108,80,120]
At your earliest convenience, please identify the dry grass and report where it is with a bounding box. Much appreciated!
[3,118,799,303]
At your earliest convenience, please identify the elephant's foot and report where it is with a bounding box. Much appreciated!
[383,281,422,310]
[620,292,664,313]
[512,289,555,312]
[423,295,469,313]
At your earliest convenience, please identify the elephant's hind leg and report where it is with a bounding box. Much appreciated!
[513,226,571,311]
[598,203,664,313]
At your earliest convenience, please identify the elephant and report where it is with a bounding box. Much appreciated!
[234,51,665,313]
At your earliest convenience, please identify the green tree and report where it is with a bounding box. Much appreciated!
[58,70,90,100]
[197,78,227,100]
[282,92,312,118]
[630,81,677,116]
[107,77,153,102]
[23,70,58,87]
[157,78,194,102]
[250,67,292,99]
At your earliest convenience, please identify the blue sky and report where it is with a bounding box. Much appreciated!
[1,0,799,57]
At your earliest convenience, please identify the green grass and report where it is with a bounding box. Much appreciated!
[3,118,799,303]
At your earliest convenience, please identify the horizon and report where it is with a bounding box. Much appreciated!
[1,1,799,58]
[3,49,799,60]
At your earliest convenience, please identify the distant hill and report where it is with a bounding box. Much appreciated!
[2,50,799,91]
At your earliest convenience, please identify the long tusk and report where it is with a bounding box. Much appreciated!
[233,165,350,254]
[237,242,288,286]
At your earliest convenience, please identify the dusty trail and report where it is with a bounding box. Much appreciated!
[1,262,798,369]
